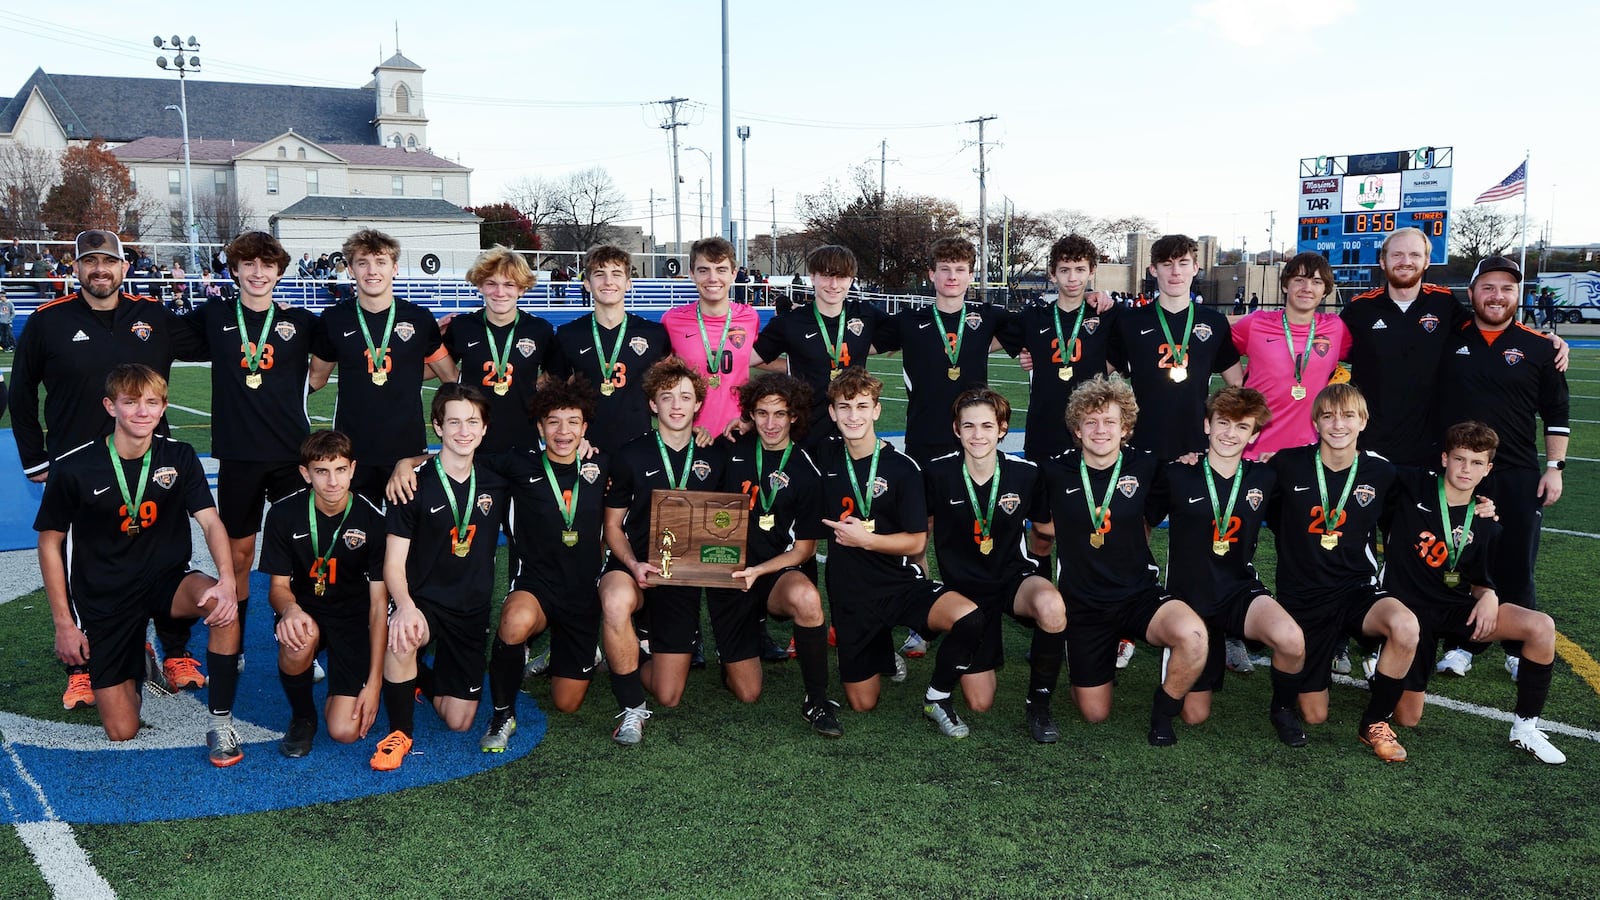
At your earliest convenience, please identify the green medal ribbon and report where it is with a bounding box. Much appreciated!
[1314,452,1361,541]
[845,440,882,522]
[1156,302,1196,368]
[756,442,794,514]
[813,303,847,373]
[696,305,730,380]
[357,301,398,377]
[107,436,152,535]
[483,310,520,383]
[1436,475,1476,575]
[542,452,579,533]
[591,314,628,384]
[1052,300,1088,375]
[433,457,477,548]
[1281,312,1317,387]
[931,304,965,367]
[1079,451,1123,536]
[961,459,1001,542]
[307,492,353,581]
[654,433,695,490]
[1203,458,1244,548]
[236,300,278,375]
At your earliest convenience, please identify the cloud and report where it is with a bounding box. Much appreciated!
[1192,0,1359,47]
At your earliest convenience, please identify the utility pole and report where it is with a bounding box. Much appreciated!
[880,140,888,198]
[719,0,734,243]
[771,189,778,276]
[967,115,997,303]
[656,97,688,274]
[737,125,751,267]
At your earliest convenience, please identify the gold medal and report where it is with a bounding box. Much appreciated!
[1212,540,1229,557]
[1058,366,1072,381]
[947,366,960,381]
[829,368,840,381]
[979,537,994,556]
[1290,385,1307,401]
[758,514,775,531]
[709,375,721,389]
[1089,532,1105,549]
[314,575,327,597]
[493,380,510,396]
[562,529,579,547]
[600,382,616,396]
[1443,571,1461,588]
[126,524,141,536]
[453,540,471,557]
[371,371,388,386]
[1169,365,1189,383]
[1320,533,1339,550]
[245,372,263,389]
[860,519,876,533]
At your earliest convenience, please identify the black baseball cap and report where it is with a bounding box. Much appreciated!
[1470,255,1521,285]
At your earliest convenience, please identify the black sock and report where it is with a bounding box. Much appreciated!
[1514,659,1554,719]
[610,666,646,710]
[489,639,523,714]
[155,612,193,659]
[1149,685,1183,743]
[235,597,249,638]
[66,663,88,675]
[415,660,435,699]
[792,624,829,704]
[1027,628,1067,706]
[1361,672,1404,728]
[206,651,240,716]
[279,666,316,721]
[383,677,418,736]
[929,610,985,695]
[1269,665,1302,712]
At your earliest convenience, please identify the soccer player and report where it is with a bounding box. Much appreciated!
[1017,234,1122,462]
[311,229,457,503]
[546,245,670,450]
[1151,387,1308,745]
[9,230,207,708]
[1108,234,1241,464]
[1229,252,1351,460]
[36,365,243,765]
[1386,421,1565,763]
[923,388,1067,742]
[661,237,762,436]
[443,246,554,453]
[369,384,507,771]
[260,431,387,758]
[816,367,987,738]
[1038,375,1208,746]
[1267,383,1420,762]
[600,357,727,744]
[1430,256,1569,680]
[717,373,841,734]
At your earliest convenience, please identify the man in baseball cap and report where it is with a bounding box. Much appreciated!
[74,229,125,263]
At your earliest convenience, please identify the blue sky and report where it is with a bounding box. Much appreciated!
[3,1,1593,251]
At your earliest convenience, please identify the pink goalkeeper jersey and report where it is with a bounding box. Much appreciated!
[1231,310,1352,459]
[661,300,761,434]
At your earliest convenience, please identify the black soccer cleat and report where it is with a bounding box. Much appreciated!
[802,699,844,738]
[279,718,317,758]
[1025,701,1060,744]
[1271,706,1308,748]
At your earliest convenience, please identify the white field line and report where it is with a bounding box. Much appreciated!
[1331,674,1600,743]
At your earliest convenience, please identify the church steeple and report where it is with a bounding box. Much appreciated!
[371,35,426,150]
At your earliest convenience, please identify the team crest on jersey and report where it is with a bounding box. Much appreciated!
[1117,475,1140,498]
[151,466,178,489]
[692,460,712,481]
[629,336,650,356]
[998,492,1022,515]
[768,470,791,492]
[847,317,864,336]
[1246,487,1264,511]
[274,321,298,342]
[343,529,367,550]
[1503,347,1525,366]
[1191,323,1213,342]
[393,322,416,342]
[1419,314,1440,333]
[1311,336,1331,357]
[516,337,537,358]
[727,326,748,349]
[1353,484,1376,507]
[964,312,982,330]
[1453,525,1473,546]
[871,476,889,498]
[580,462,601,484]
[476,493,494,515]
[130,321,153,342]
[1083,317,1100,335]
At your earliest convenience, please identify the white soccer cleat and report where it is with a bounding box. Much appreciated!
[1115,639,1135,670]
[1436,648,1473,677]
[1504,655,1521,683]
[1510,717,1566,765]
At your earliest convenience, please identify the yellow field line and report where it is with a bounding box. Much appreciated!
[1556,631,1600,698]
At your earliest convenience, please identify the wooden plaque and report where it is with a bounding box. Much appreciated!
[644,489,750,588]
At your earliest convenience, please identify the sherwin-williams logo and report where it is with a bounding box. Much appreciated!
[1356,176,1386,210]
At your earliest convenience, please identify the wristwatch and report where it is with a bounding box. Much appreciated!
[1547,459,1566,471]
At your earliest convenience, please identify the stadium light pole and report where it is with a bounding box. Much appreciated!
[684,146,713,237]
[720,0,733,244]
[155,34,201,274]
[736,126,750,267]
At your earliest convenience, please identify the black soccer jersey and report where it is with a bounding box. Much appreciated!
[815,438,930,598]
[1040,448,1165,612]
[443,310,555,453]
[313,298,447,469]
[1433,322,1568,472]
[1380,467,1500,610]
[177,298,320,463]
[888,303,1022,461]
[605,433,727,563]
[1018,300,1121,461]
[259,488,387,611]
[386,460,509,614]
[1108,302,1239,464]
[33,436,214,616]
[1267,445,1397,611]
[753,300,895,440]
[546,312,669,451]
[482,449,609,608]
[1151,458,1276,616]
[8,292,206,475]
[923,451,1050,598]
[720,432,826,566]
[1340,284,1467,466]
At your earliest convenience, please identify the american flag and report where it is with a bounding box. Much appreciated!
[1474,161,1527,204]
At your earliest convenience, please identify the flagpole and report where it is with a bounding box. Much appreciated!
[1518,150,1530,289]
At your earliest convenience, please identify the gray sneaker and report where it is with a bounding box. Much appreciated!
[480,713,517,752]
[1331,646,1352,675]
[524,649,551,678]
[206,724,244,768]
[923,700,970,738]
[889,653,908,684]
[612,704,651,745]
[1224,638,1254,674]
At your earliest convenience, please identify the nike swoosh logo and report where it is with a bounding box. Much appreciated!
[344,329,359,337]
[1038,327,1052,334]
[1140,328,1155,335]
[529,477,544,485]
[292,532,311,540]
[222,325,238,333]
[804,332,818,339]
[1063,487,1082,495]
[918,322,933,329]
[581,664,596,673]
[578,347,592,355]
[467,685,482,694]
[1188,497,1204,504]
[1417,503,1431,512]
[731,456,745,462]
[1294,486,1311,492]
[949,498,966,505]
[93,486,112,496]
[645,469,662,477]
[467,341,481,348]
[430,504,448,513]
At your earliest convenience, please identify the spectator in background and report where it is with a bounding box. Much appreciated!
[333,259,353,300]
[297,253,314,278]
[315,254,331,279]
[0,286,13,350]
[551,263,569,299]
[170,259,188,307]
[1539,287,1557,328]
[0,238,19,277]
[735,265,750,303]
[1248,292,1260,312]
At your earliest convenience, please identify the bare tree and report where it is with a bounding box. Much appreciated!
[0,142,59,240]
[983,209,1054,281]
[800,166,964,292]
[503,175,559,236]
[192,191,258,245]
[1449,205,1521,262]
[771,230,819,275]
[547,167,627,253]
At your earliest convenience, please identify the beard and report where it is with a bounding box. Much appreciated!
[82,277,121,300]
[1475,301,1516,328]
[1383,266,1423,291]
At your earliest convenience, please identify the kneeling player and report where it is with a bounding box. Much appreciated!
[818,368,987,738]
[36,364,243,765]
[370,385,508,770]
[261,431,387,758]
[1153,387,1307,745]
[1388,422,1565,763]
[1039,376,1208,746]
[719,373,840,735]
[925,388,1067,743]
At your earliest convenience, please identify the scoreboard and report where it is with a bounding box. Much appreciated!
[1297,148,1451,268]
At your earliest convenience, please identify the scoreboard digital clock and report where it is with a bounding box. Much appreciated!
[1297,148,1452,267]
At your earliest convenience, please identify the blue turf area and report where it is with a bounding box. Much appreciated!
[0,570,547,826]
[0,431,45,551]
